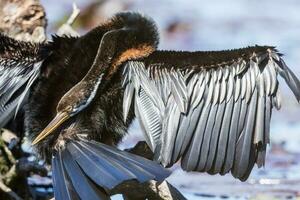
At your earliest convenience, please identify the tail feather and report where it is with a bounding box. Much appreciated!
[53,150,110,200]
[76,141,156,185]
[87,140,170,181]
[52,150,80,200]
[69,141,150,189]
[52,139,170,200]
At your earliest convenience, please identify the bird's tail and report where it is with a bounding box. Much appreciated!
[52,139,170,200]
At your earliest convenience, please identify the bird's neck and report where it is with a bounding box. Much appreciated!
[82,74,103,110]
[79,27,119,102]
[77,39,113,105]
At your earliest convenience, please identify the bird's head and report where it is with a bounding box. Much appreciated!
[31,80,99,145]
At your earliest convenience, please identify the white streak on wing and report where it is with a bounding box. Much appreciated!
[15,61,43,117]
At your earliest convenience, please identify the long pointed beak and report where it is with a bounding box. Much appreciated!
[31,112,70,145]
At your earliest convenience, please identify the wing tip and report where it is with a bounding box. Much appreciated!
[278,59,300,102]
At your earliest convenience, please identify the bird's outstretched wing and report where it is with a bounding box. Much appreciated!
[0,33,49,127]
[122,46,300,180]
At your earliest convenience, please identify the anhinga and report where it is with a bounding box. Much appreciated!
[0,12,300,199]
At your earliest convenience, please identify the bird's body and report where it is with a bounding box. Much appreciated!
[27,34,273,158]
[25,33,132,159]
[1,12,300,199]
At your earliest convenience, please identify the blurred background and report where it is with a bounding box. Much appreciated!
[36,0,300,199]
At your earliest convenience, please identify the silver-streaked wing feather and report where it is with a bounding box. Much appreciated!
[122,46,300,180]
[0,34,49,127]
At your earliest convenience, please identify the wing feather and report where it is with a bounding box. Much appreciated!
[189,102,212,170]
[180,101,204,170]
[179,101,204,157]
[197,103,218,171]
[204,101,226,171]
[0,34,49,127]
[122,46,300,180]
[214,97,234,173]
[235,87,258,178]
[222,97,241,173]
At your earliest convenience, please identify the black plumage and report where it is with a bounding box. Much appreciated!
[0,11,300,199]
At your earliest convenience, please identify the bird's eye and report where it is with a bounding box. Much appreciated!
[66,106,72,112]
